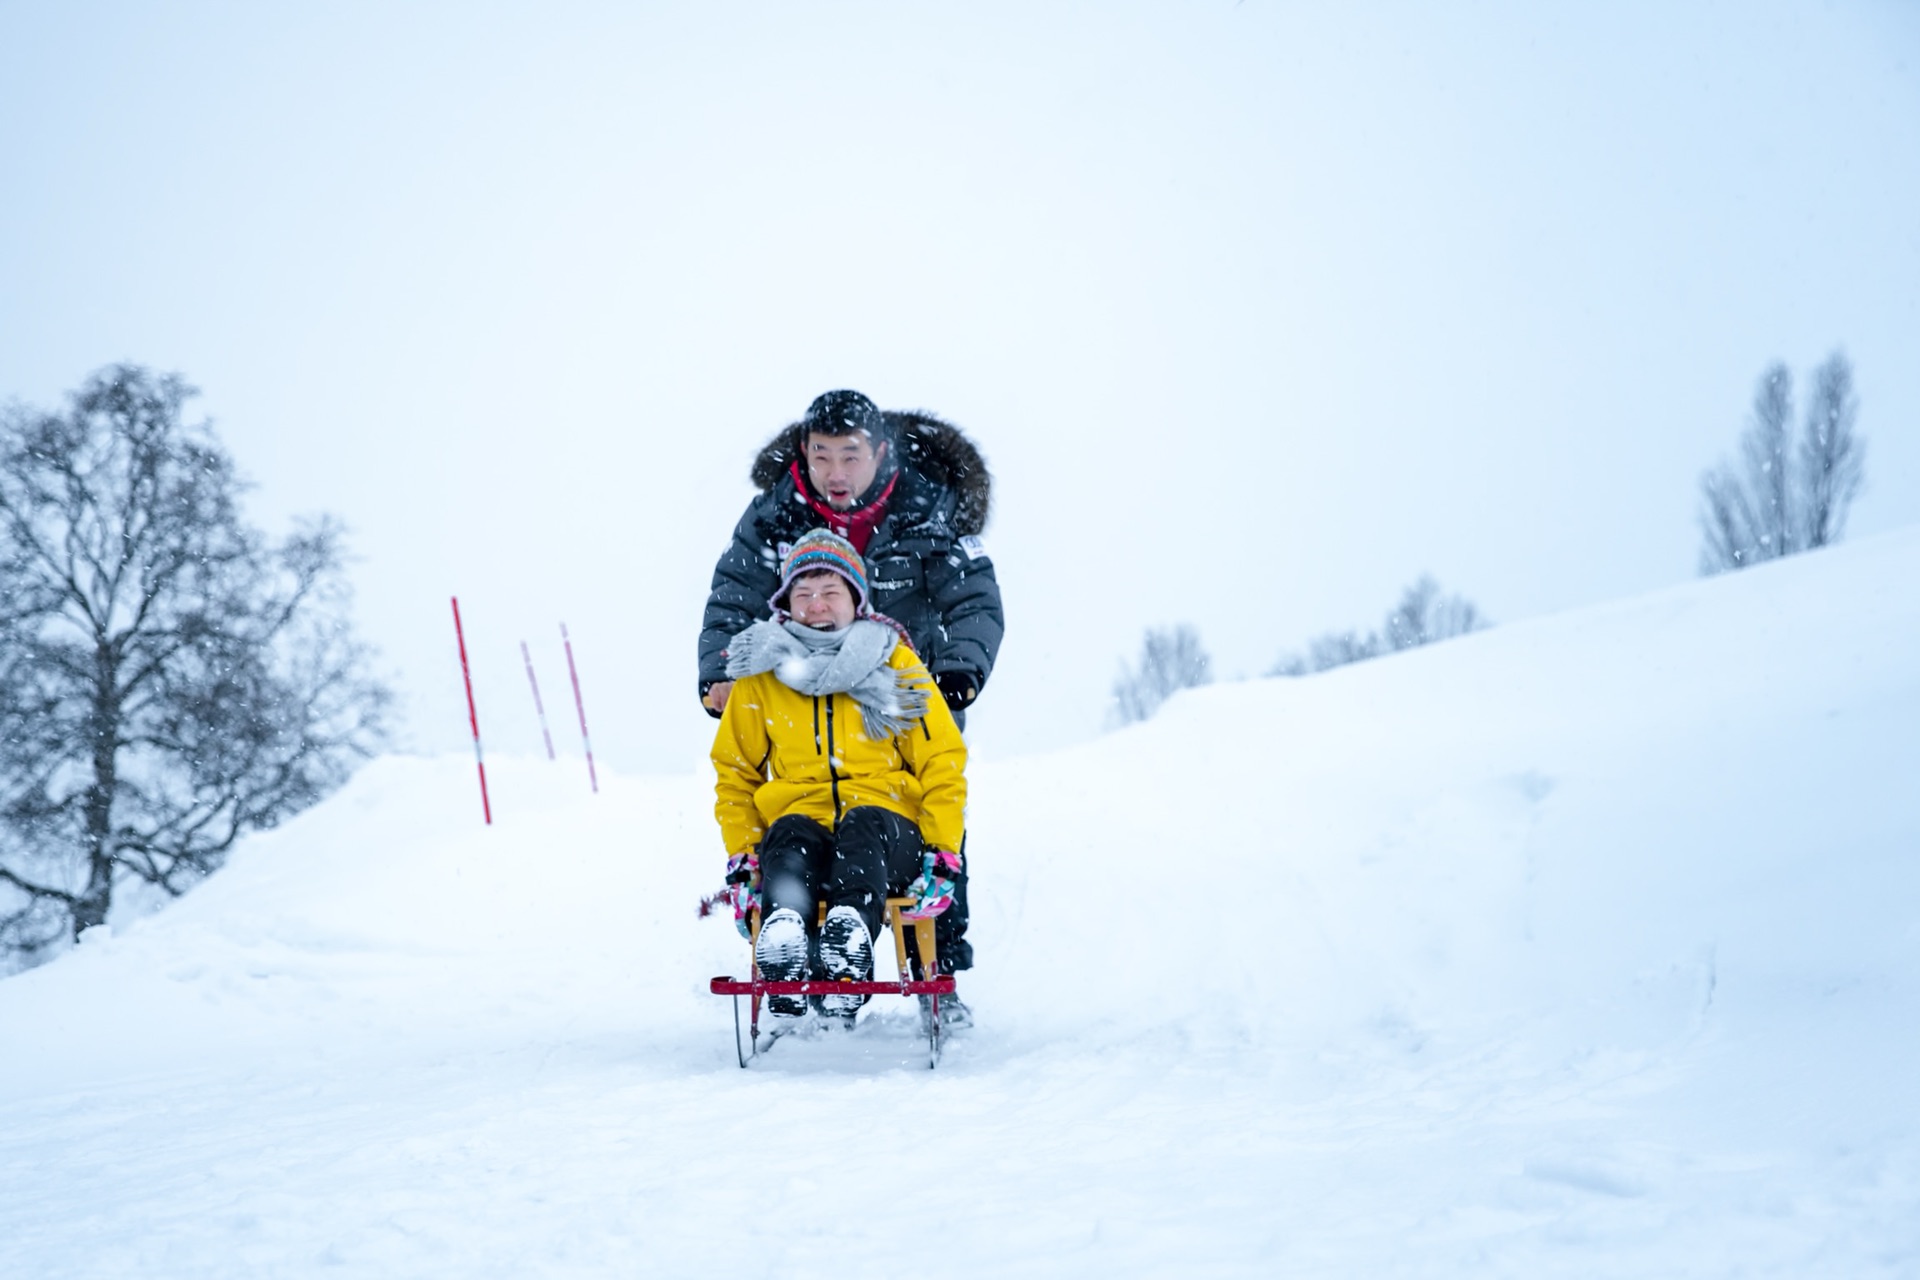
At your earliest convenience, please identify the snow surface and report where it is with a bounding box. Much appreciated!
[3,530,1918,1277]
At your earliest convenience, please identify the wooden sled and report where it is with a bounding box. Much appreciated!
[710,897,953,1069]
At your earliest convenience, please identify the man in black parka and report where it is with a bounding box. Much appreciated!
[699,390,1002,1003]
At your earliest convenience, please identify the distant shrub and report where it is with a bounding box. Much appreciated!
[1271,576,1486,677]
[1110,625,1213,726]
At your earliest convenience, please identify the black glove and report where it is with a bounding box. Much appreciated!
[935,671,978,712]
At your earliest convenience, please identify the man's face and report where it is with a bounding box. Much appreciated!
[787,570,858,630]
[805,431,887,511]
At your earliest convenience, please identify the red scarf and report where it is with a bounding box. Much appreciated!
[789,459,898,555]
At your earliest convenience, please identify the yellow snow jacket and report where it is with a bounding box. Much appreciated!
[711,641,967,858]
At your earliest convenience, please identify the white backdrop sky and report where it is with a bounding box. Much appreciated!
[3,1,1916,773]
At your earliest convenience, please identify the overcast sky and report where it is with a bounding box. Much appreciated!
[3,1,1916,774]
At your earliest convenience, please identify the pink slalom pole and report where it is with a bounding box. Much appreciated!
[561,622,599,794]
[451,597,492,825]
[521,640,556,760]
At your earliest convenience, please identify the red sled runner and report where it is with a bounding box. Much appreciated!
[711,896,953,1069]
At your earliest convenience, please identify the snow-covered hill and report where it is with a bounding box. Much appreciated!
[4,530,1918,1278]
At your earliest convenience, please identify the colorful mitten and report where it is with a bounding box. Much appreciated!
[725,850,761,938]
[900,849,962,920]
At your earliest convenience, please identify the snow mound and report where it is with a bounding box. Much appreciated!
[3,529,1918,1277]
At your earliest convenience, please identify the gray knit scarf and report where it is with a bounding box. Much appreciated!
[725,618,930,739]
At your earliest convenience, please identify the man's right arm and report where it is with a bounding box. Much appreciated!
[699,503,782,713]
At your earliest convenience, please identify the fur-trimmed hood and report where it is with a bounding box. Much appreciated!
[748,410,992,536]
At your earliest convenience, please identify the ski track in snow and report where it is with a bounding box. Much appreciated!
[4,530,1920,1277]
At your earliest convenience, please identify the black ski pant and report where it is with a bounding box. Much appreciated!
[942,836,972,975]
[761,807,923,956]
[942,707,973,975]
[760,807,966,975]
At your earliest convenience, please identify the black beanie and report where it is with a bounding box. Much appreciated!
[803,389,886,442]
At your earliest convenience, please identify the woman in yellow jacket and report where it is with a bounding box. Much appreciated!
[712,529,967,1026]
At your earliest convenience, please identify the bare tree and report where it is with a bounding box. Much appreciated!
[1382,575,1485,652]
[1799,353,1865,551]
[1700,351,1866,574]
[1271,629,1380,677]
[0,365,389,969]
[1271,575,1486,676]
[1110,625,1213,725]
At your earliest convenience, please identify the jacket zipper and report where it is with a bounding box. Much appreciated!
[824,696,843,821]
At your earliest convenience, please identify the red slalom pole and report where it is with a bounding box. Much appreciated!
[521,640,556,760]
[451,596,492,824]
[561,622,599,794]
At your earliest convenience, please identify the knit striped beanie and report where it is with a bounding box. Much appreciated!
[772,528,870,614]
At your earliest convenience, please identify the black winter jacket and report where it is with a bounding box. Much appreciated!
[698,412,1004,709]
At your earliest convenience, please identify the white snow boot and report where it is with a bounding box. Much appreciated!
[940,990,974,1029]
[755,907,809,1019]
[919,989,973,1032]
[816,905,873,1023]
